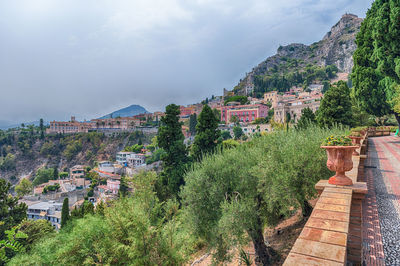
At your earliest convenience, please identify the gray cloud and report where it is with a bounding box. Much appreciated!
[0,0,373,123]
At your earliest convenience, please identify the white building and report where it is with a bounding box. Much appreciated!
[127,154,146,168]
[27,201,63,229]
[116,151,136,165]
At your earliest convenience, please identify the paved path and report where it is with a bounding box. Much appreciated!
[363,136,400,265]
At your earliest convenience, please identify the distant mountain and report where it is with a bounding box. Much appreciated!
[232,14,363,96]
[99,104,149,119]
[0,120,44,130]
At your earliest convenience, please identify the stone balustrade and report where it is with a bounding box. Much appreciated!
[283,134,369,265]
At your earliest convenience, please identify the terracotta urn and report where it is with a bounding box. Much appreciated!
[321,146,358,186]
[348,136,362,155]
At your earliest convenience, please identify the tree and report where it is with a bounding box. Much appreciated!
[157,104,189,200]
[188,113,197,136]
[15,178,33,197]
[192,105,220,160]
[0,179,27,240]
[53,167,58,180]
[32,167,54,186]
[182,125,344,265]
[39,119,44,139]
[61,198,70,228]
[351,0,400,126]
[230,115,239,124]
[295,107,316,130]
[233,126,243,140]
[220,130,232,140]
[18,220,55,251]
[317,81,353,127]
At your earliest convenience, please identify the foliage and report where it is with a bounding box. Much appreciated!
[9,172,188,266]
[123,144,143,153]
[0,224,27,263]
[18,220,55,251]
[0,179,27,240]
[351,0,400,125]
[220,131,232,140]
[253,64,338,97]
[182,125,345,264]
[32,167,54,186]
[189,113,197,136]
[63,140,83,161]
[15,178,33,197]
[192,105,220,160]
[0,154,16,171]
[222,139,240,149]
[146,148,166,164]
[59,172,68,179]
[295,107,316,130]
[233,126,243,140]
[42,184,60,194]
[317,81,353,127]
[224,96,249,105]
[322,135,353,146]
[61,198,70,228]
[157,104,189,201]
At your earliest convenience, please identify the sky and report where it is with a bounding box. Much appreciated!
[0,0,373,124]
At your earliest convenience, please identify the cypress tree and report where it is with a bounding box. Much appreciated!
[157,104,189,200]
[189,113,197,136]
[61,198,70,228]
[192,105,220,160]
[53,167,58,180]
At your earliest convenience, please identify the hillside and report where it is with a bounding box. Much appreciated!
[234,14,363,97]
[0,129,155,183]
[99,104,149,119]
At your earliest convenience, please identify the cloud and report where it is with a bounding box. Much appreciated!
[0,0,372,123]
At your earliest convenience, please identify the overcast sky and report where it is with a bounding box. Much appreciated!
[0,0,373,123]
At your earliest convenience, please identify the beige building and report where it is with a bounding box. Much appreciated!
[274,96,321,124]
[263,91,281,108]
[47,116,95,134]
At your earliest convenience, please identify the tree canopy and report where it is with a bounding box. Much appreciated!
[192,105,220,160]
[317,81,353,127]
[351,0,400,125]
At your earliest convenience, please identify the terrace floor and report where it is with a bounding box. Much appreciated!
[363,135,400,265]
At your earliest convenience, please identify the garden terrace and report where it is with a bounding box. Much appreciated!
[284,132,369,265]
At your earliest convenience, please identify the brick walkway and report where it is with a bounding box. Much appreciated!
[363,136,400,265]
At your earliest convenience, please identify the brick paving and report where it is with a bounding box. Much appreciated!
[363,136,400,265]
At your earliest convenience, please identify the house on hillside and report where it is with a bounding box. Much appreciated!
[27,201,63,229]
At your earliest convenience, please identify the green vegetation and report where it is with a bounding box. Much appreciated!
[123,144,143,153]
[253,64,338,97]
[192,105,220,160]
[0,154,16,171]
[317,81,353,127]
[61,198,70,228]
[351,0,400,126]
[181,125,345,264]
[189,113,197,136]
[224,95,249,105]
[295,107,316,130]
[157,104,189,201]
[42,184,60,194]
[0,179,27,242]
[322,135,353,146]
[15,179,33,197]
[233,126,243,140]
[32,167,55,186]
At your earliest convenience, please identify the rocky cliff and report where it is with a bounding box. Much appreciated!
[234,14,363,95]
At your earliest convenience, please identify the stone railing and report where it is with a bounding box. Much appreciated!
[284,135,368,265]
[367,127,391,137]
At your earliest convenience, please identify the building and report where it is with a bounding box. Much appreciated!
[27,201,63,229]
[116,152,135,165]
[274,96,321,123]
[242,124,272,136]
[127,153,146,168]
[219,104,269,123]
[47,116,95,134]
[98,161,123,174]
[70,165,85,179]
[263,91,281,108]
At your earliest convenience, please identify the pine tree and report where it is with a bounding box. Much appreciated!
[192,105,220,160]
[157,104,189,200]
[317,81,353,127]
[61,198,70,228]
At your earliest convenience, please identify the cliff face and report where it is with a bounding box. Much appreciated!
[235,14,363,95]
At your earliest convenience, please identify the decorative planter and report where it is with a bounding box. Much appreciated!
[348,136,362,155]
[321,146,358,186]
